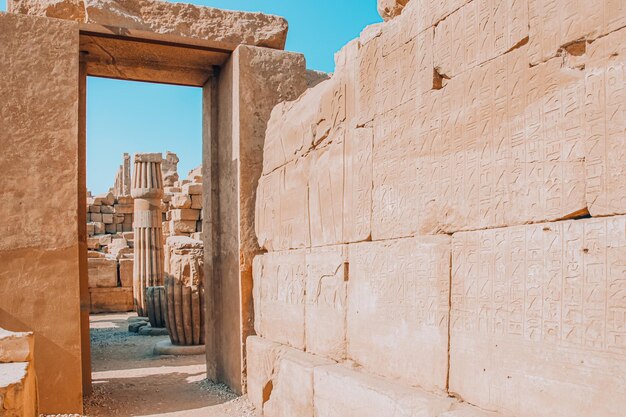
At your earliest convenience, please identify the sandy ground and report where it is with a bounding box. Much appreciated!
[46,312,256,417]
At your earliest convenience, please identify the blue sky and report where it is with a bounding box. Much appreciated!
[0,0,382,194]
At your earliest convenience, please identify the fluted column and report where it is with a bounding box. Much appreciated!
[131,153,165,317]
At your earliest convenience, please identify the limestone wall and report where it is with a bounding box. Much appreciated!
[250,1,626,416]
[0,12,84,414]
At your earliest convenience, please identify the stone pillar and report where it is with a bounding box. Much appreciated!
[122,153,131,196]
[131,153,165,317]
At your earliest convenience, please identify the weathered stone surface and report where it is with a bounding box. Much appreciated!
[305,245,347,361]
[171,208,200,221]
[90,287,134,314]
[314,365,454,417]
[170,193,192,209]
[450,216,626,417]
[583,27,626,217]
[0,15,82,413]
[377,0,410,21]
[347,236,451,391]
[9,0,290,50]
[253,250,306,349]
[0,362,37,417]
[245,336,287,412]
[343,127,373,243]
[182,183,202,195]
[170,219,197,234]
[528,0,626,64]
[119,258,133,287]
[88,257,118,288]
[372,46,587,239]
[264,349,334,417]
[0,329,33,363]
[434,0,528,78]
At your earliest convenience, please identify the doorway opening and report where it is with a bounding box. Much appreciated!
[83,77,248,416]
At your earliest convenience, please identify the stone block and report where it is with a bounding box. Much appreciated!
[115,203,133,214]
[87,236,101,250]
[0,362,37,417]
[93,222,105,235]
[372,46,587,239]
[90,287,134,314]
[313,365,454,417]
[164,186,181,194]
[170,208,200,221]
[256,157,311,251]
[170,193,192,209]
[583,27,626,217]
[378,0,410,21]
[10,0,290,49]
[305,245,348,361]
[0,329,33,363]
[343,127,373,243]
[114,213,125,224]
[182,183,202,195]
[450,216,626,417]
[191,194,202,209]
[118,259,133,288]
[528,0,626,65]
[88,204,100,213]
[347,236,451,391]
[100,205,114,214]
[87,250,104,259]
[170,219,197,234]
[253,250,306,349]
[246,336,287,411]
[90,212,102,223]
[309,135,344,247]
[434,0,528,79]
[117,195,133,205]
[88,257,118,288]
[264,349,335,417]
[105,223,117,234]
[102,213,114,224]
[86,222,95,236]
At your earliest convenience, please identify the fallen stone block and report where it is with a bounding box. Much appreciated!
[88,257,118,288]
[182,183,202,195]
[0,329,33,363]
[313,364,453,417]
[90,287,133,313]
[170,208,200,221]
[0,362,37,417]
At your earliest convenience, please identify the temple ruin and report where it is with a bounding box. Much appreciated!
[0,0,625,415]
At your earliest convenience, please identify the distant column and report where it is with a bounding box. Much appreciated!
[122,153,131,195]
[131,153,165,316]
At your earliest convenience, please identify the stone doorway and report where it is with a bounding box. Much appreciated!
[0,5,307,413]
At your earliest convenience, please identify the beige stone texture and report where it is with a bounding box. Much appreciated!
[528,0,626,65]
[89,287,134,314]
[170,193,192,209]
[182,183,202,195]
[450,216,626,417]
[253,250,306,349]
[0,329,33,363]
[305,245,348,361]
[263,349,334,417]
[119,258,133,288]
[0,362,37,417]
[191,194,202,209]
[0,12,83,414]
[343,127,373,243]
[170,219,197,234]
[372,46,588,239]
[171,208,200,221]
[313,365,454,417]
[377,0,410,21]
[9,0,289,50]
[88,257,118,288]
[347,236,451,392]
[212,45,307,392]
[582,27,626,217]
[433,0,528,79]
[440,407,509,417]
[245,336,287,412]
